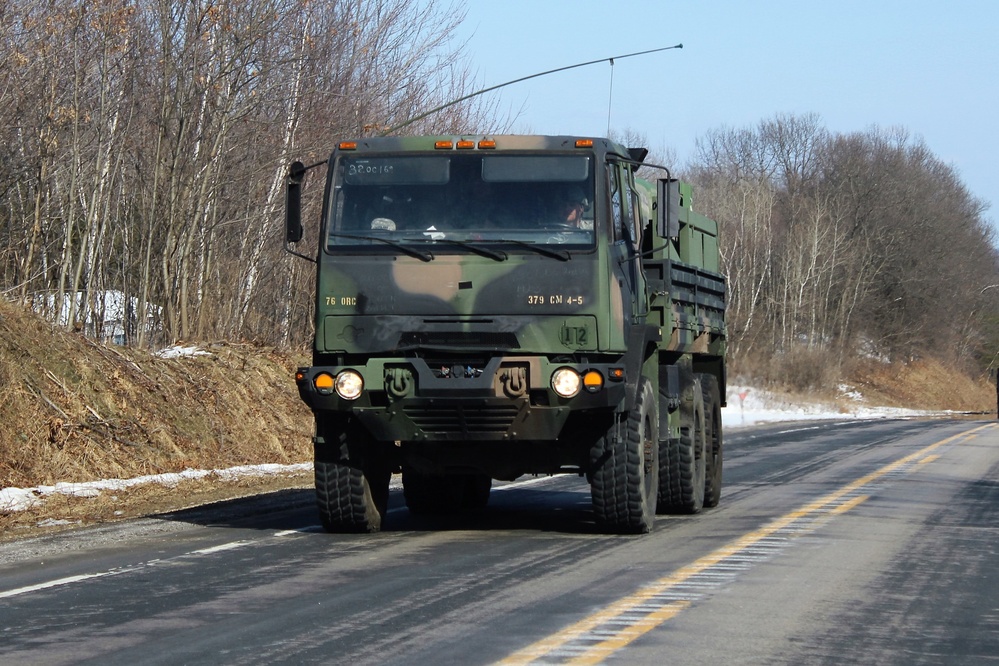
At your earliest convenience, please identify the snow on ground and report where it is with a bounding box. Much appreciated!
[1,464,310,514]
[154,345,211,359]
[721,384,941,428]
[2,385,946,516]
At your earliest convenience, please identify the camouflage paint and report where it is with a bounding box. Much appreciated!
[294,135,725,465]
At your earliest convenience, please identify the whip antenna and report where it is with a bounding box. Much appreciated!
[606,58,615,136]
[381,43,683,136]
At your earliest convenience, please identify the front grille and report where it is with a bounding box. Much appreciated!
[398,331,519,349]
[404,403,520,435]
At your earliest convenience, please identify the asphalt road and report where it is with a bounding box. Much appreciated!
[1,419,997,665]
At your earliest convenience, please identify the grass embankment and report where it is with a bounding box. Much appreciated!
[0,298,313,536]
[847,357,994,413]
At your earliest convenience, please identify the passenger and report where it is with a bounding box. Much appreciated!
[367,189,430,231]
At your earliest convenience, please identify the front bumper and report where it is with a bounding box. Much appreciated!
[295,356,627,442]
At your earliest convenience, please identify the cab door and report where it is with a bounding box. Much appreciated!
[607,161,649,323]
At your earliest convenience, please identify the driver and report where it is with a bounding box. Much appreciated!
[555,186,589,228]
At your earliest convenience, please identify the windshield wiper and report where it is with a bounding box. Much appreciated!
[328,232,433,262]
[405,237,508,262]
[492,239,571,261]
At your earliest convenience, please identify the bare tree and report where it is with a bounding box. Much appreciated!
[0,0,503,349]
[689,113,999,383]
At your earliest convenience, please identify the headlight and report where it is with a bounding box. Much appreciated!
[335,370,364,400]
[551,367,581,398]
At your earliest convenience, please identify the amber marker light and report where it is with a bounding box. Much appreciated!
[435,140,454,150]
[338,141,357,150]
[608,368,625,382]
[478,139,496,149]
[314,372,335,395]
[456,139,475,149]
[575,139,594,148]
[582,370,604,393]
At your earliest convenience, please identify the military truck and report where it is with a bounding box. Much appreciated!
[285,135,726,534]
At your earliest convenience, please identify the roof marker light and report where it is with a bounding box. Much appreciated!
[435,140,454,150]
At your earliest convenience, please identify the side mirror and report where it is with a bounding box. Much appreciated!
[285,161,306,244]
[656,178,680,239]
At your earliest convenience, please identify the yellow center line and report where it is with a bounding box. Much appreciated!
[567,601,691,666]
[496,423,995,665]
[828,493,869,516]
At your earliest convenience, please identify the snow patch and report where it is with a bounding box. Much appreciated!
[723,384,943,428]
[36,518,81,528]
[0,463,311,514]
[154,345,211,359]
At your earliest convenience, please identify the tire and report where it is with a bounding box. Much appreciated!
[657,374,706,514]
[700,373,723,508]
[590,378,659,534]
[314,421,390,533]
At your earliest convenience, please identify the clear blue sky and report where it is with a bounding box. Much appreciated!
[454,0,998,230]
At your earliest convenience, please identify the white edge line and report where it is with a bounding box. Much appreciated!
[0,570,126,599]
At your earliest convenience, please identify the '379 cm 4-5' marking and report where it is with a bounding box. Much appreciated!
[527,294,584,305]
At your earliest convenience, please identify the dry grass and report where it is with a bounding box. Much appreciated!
[847,356,994,412]
[0,297,313,493]
[730,343,995,413]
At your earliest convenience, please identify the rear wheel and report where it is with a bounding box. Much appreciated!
[700,373,723,508]
[590,378,659,534]
[657,374,706,514]
[314,420,390,533]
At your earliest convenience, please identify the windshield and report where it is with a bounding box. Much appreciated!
[327,153,595,252]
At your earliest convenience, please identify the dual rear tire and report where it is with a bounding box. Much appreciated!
[701,374,723,508]
[657,372,724,514]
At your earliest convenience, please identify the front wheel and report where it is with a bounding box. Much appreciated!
[314,420,390,533]
[590,378,659,534]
